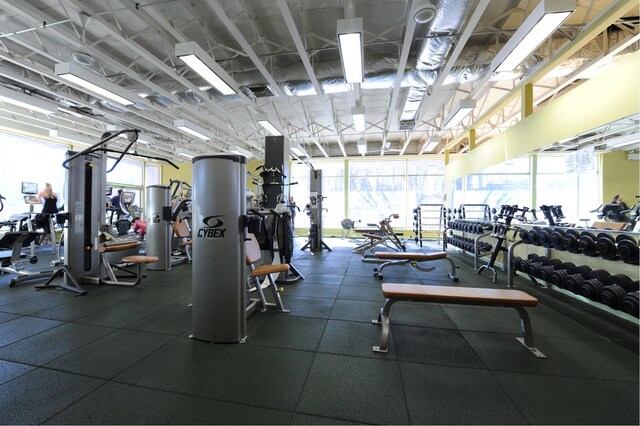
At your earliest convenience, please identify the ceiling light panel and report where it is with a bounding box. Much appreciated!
[357,138,367,155]
[0,86,57,114]
[175,42,238,96]
[337,18,364,84]
[55,62,138,106]
[351,105,366,132]
[443,99,476,129]
[493,0,576,73]
[255,113,283,136]
[229,145,252,157]
[173,119,212,140]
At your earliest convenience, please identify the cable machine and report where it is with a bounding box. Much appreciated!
[301,169,331,252]
[36,130,178,295]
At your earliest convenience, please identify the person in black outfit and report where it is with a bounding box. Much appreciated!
[612,194,630,211]
[110,189,124,219]
[29,183,59,239]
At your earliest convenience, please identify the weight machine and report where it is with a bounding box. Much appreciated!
[36,129,179,295]
[301,169,331,252]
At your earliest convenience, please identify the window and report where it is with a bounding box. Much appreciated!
[145,164,161,186]
[0,132,67,217]
[536,154,600,223]
[107,157,143,186]
[407,158,445,222]
[452,156,531,217]
[349,160,407,227]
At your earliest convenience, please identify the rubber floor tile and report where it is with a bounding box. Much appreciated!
[296,353,409,424]
[0,368,104,425]
[44,381,190,425]
[167,396,292,425]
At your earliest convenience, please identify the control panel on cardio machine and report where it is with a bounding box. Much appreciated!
[21,182,38,204]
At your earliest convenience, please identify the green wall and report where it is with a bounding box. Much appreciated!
[602,151,639,204]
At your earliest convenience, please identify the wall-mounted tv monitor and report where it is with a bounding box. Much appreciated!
[21,182,38,195]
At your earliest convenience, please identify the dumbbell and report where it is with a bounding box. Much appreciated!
[600,275,636,310]
[578,232,598,256]
[622,291,639,318]
[550,228,566,251]
[518,229,530,244]
[538,227,553,248]
[579,269,611,300]
[538,259,563,282]
[595,233,617,260]
[564,274,586,294]
[563,229,581,253]
[529,226,542,246]
[511,256,523,272]
[616,235,639,265]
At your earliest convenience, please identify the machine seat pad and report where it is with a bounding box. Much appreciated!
[98,241,140,253]
[382,283,538,307]
[252,263,290,277]
[362,233,384,240]
[376,252,447,261]
[122,255,160,264]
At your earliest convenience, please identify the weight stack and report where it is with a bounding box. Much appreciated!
[192,155,247,343]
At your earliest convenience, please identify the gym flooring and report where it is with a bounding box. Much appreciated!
[0,238,638,424]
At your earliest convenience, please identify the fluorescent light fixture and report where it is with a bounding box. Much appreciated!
[442,99,476,129]
[255,113,283,136]
[357,138,367,156]
[56,106,84,118]
[421,135,441,153]
[49,129,94,146]
[136,137,151,145]
[351,105,366,132]
[55,62,138,106]
[337,17,364,84]
[290,142,308,158]
[492,0,575,73]
[229,145,252,157]
[0,86,57,114]
[177,152,194,159]
[175,42,237,96]
[173,119,211,140]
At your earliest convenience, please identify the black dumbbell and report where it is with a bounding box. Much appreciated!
[550,228,566,250]
[518,228,530,244]
[539,227,553,248]
[595,233,617,260]
[529,226,542,246]
[563,229,581,253]
[622,291,639,318]
[578,232,598,256]
[616,235,639,265]
[565,274,586,294]
[580,278,606,301]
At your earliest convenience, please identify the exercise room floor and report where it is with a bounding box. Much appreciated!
[0,238,638,425]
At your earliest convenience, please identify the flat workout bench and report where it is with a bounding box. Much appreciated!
[373,251,458,281]
[372,283,545,358]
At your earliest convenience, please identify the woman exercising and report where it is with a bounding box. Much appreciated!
[611,194,629,210]
[29,183,59,239]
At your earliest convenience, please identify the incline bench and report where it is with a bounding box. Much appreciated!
[372,283,546,358]
[372,251,458,281]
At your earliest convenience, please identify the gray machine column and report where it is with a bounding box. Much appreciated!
[302,169,331,252]
[145,185,172,271]
[191,155,247,343]
[64,151,106,285]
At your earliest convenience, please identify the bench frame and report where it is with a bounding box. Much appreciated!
[372,252,458,281]
[372,287,546,358]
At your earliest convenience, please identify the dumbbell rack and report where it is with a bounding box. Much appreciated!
[413,204,446,247]
[443,219,495,270]
[507,225,639,319]
[458,203,491,221]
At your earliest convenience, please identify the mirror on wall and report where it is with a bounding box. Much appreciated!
[449,113,639,226]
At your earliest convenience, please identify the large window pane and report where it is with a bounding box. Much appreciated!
[537,154,600,223]
[145,164,161,186]
[350,160,407,226]
[107,157,143,186]
[0,132,67,217]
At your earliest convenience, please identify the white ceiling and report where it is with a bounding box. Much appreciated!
[0,0,637,161]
